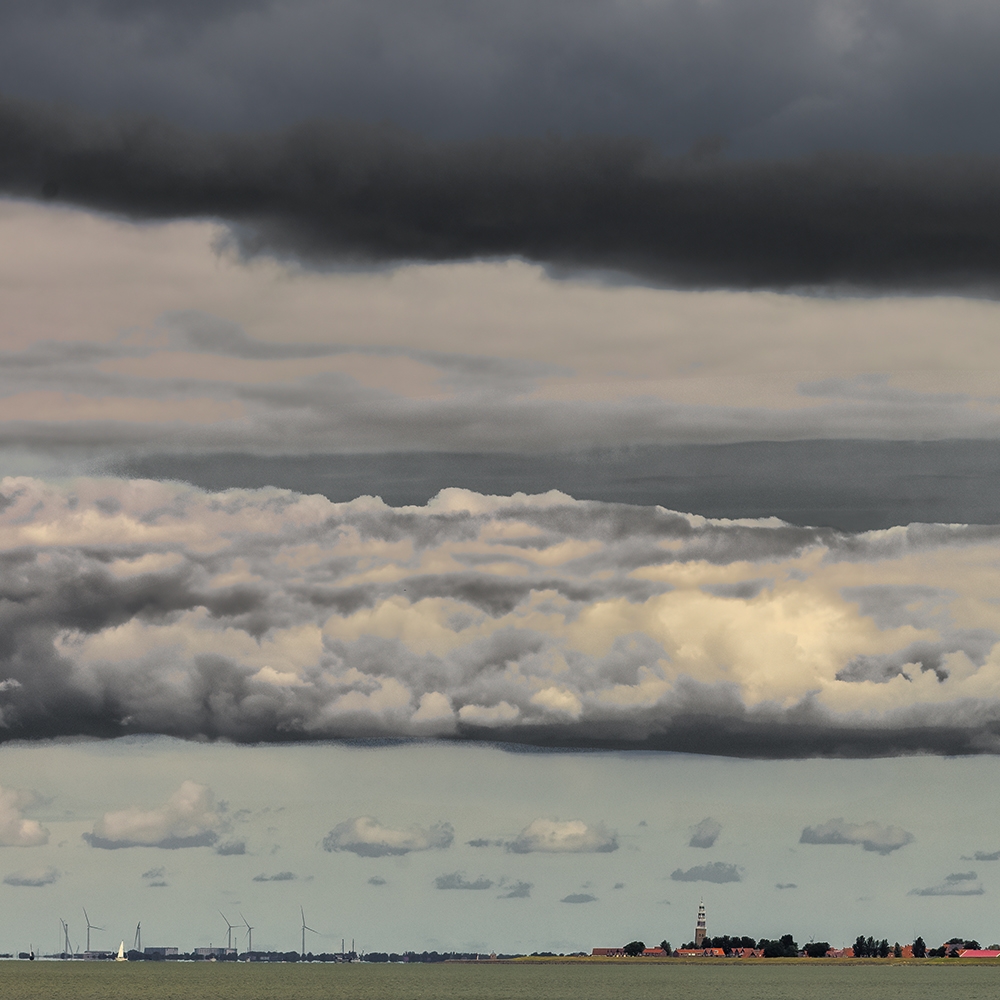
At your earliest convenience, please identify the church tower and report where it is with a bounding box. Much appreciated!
[694,900,707,947]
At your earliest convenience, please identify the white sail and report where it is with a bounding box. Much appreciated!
[116,941,127,962]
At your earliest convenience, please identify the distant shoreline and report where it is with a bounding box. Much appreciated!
[451,957,1000,966]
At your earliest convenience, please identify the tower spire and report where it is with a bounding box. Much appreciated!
[694,899,707,947]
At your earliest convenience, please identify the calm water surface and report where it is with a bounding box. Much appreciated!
[1,961,998,1000]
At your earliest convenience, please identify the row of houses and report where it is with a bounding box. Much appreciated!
[592,944,1000,959]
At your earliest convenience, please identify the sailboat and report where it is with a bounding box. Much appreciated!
[115,941,127,962]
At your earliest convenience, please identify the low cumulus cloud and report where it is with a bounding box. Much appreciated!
[506,819,618,854]
[1,479,1000,758]
[0,787,48,847]
[322,817,454,858]
[83,781,223,849]
[800,819,914,855]
[670,862,742,884]
[499,881,532,899]
[3,866,59,887]
[367,876,386,886]
[434,872,493,891]
[561,893,598,904]
[216,840,246,856]
[775,883,797,890]
[252,871,296,882]
[909,872,985,897]
[689,818,722,849]
[3,94,1000,294]
[971,851,1000,862]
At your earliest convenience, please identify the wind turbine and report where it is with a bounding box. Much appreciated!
[60,919,72,959]
[241,914,253,959]
[82,908,103,953]
[133,923,142,954]
[300,906,318,958]
[219,912,235,951]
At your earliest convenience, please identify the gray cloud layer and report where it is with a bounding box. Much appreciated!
[2,96,1000,292]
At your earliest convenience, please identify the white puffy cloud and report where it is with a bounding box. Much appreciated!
[84,781,223,849]
[0,787,49,847]
[322,817,454,857]
[799,819,914,855]
[506,819,618,854]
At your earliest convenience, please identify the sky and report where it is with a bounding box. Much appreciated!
[0,0,1000,958]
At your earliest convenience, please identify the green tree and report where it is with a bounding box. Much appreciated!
[878,940,889,959]
[912,937,926,958]
[893,942,902,958]
[659,941,671,955]
[623,941,645,957]
[804,942,830,958]
[853,936,868,958]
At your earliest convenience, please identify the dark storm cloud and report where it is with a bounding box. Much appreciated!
[799,819,913,855]
[3,1,1000,160]
[670,862,742,884]
[3,97,1000,292]
[689,817,722,849]
[560,893,597,904]
[971,851,1000,862]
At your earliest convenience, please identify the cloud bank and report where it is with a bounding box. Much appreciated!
[2,95,1000,293]
[3,477,1000,757]
[799,819,914,855]
[322,818,454,858]
[83,781,223,849]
